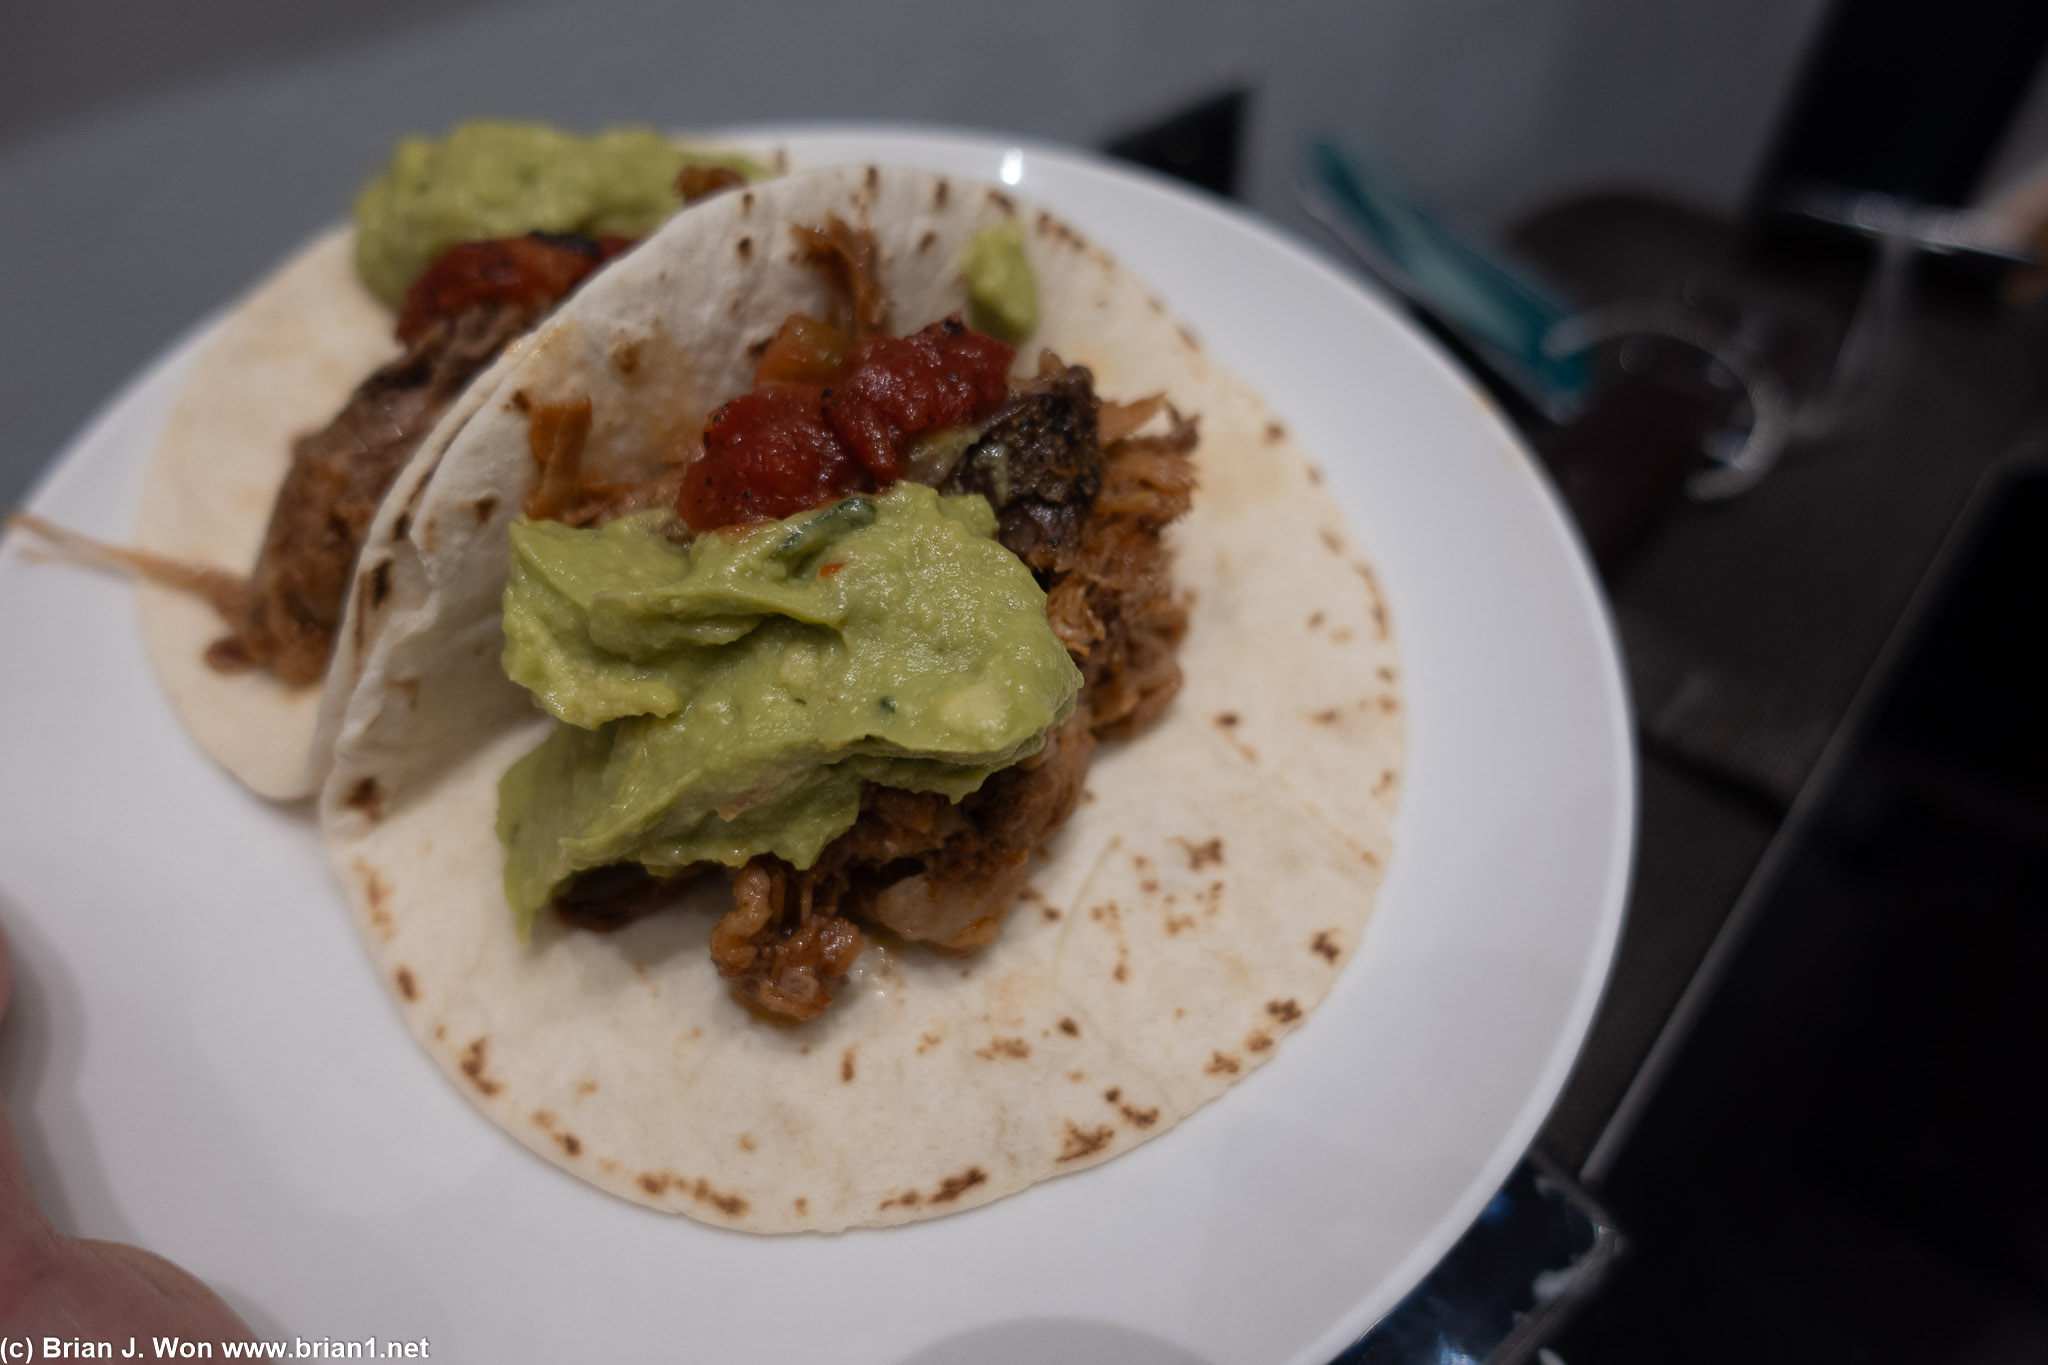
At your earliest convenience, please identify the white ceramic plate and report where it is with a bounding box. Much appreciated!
[0,126,1631,1364]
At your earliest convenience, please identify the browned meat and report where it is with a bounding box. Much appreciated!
[710,861,867,1021]
[1047,408,1199,737]
[675,164,746,203]
[791,217,890,337]
[212,303,534,684]
[946,353,1103,577]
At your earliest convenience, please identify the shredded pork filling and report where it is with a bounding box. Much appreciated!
[540,260,1198,1019]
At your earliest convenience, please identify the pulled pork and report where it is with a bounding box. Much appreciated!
[10,233,631,687]
[549,219,1197,1020]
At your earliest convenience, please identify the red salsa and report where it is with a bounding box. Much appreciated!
[679,315,1013,531]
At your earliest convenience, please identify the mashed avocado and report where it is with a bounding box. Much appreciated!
[354,121,765,307]
[495,484,1081,933]
[962,220,1037,343]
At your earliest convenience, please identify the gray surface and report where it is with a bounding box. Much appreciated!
[0,0,1834,507]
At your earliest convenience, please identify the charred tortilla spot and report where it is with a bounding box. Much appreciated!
[345,776,385,823]
[638,1173,665,1196]
[1177,324,1201,352]
[390,676,420,709]
[1205,1051,1242,1076]
[576,1079,597,1097]
[1268,998,1302,1023]
[532,1109,555,1128]
[864,165,880,192]
[1307,464,1324,485]
[841,1045,857,1082]
[556,1132,583,1157]
[1265,420,1286,442]
[1057,1121,1114,1162]
[794,1196,807,1214]
[1312,931,1340,963]
[1113,959,1129,983]
[1042,905,1062,921]
[879,1189,922,1210]
[459,1037,501,1097]
[1319,528,1345,555]
[1058,1017,1079,1037]
[931,1167,988,1203]
[1103,1087,1121,1103]
[1308,611,1325,629]
[393,512,412,542]
[917,229,937,255]
[1332,627,1355,644]
[933,179,950,208]
[366,558,392,608]
[1215,711,1240,728]
[742,191,754,213]
[1373,769,1397,796]
[1122,1105,1160,1128]
[510,389,532,413]
[1246,1030,1274,1053]
[354,860,395,941]
[610,339,641,376]
[1314,708,1341,725]
[695,1180,748,1216]
[917,1031,943,1054]
[472,494,499,526]
[988,189,1015,215]
[976,1037,1030,1060]
[1175,836,1224,869]
[739,1133,757,1152]
[737,235,753,261]
[394,966,417,1001]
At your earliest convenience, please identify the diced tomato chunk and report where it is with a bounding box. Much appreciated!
[679,385,867,531]
[396,233,634,346]
[824,319,1014,481]
[679,314,1015,531]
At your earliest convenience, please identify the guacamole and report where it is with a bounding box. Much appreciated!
[962,220,1037,343]
[354,121,764,308]
[496,484,1082,933]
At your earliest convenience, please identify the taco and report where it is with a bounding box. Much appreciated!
[318,164,1404,1231]
[16,123,763,800]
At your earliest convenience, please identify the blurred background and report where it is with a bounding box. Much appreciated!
[7,2,2048,1361]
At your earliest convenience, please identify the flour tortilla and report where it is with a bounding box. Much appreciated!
[134,227,525,800]
[136,228,394,800]
[318,165,1404,1232]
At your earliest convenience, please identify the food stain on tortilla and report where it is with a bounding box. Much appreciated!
[1205,1051,1242,1076]
[393,966,418,1001]
[840,1045,858,1082]
[459,1036,502,1097]
[1056,1121,1114,1162]
[344,776,386,824]
[1311,931,1341,963]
